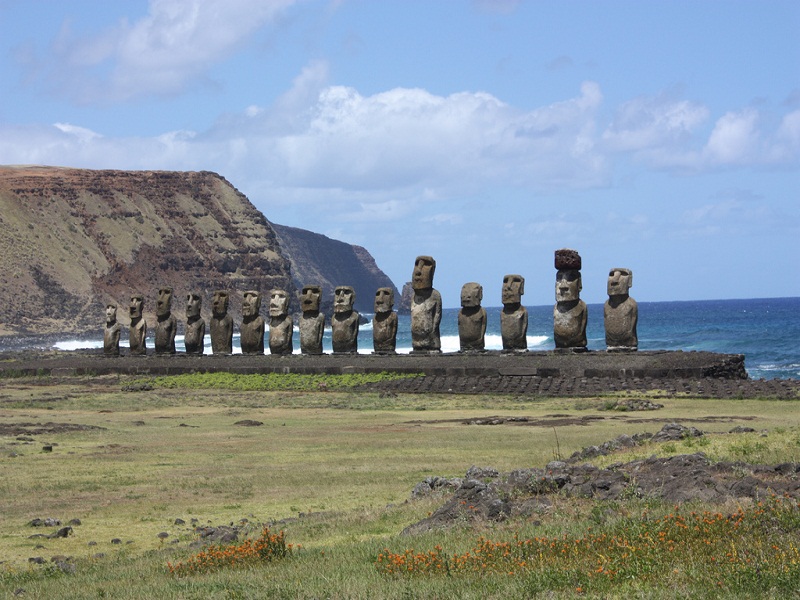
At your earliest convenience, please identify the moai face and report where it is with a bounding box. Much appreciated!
[242,290,262,318]
[300,285,322,313]
[502,274,525,305]
[156,287,173,317]
[412,256,436,291]
[186,293,202,319]
[460,282,483,309]
[607,268,633,297]
[334,286,355,313]
[269,289,289,317]
[129,295,144,319]
[374,288,394,314]
[212,291,229,318]
[105,304,117,325]
[555,270,582,303]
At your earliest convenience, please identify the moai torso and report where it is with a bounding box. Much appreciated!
[604,268,638,350]
[553,249,588,350]
[103,304,121,356]
[501,274,528,351]
[331,286,359,354]
[268,289,293,355]
[372,287,398,354]
[184,293,205,355]
[458,282,486,352]
[299,285,325,355]
[154,287,177,355]
[210,291,233,355]
[410,256,442,353]
[240,291,265,355]
[129,295,147,355]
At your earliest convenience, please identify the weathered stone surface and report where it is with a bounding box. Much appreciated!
[501,274,528,351]
[410,256,442,353]
[331,286,359,354]
[604,267,638,350]
[268,289,293,355]
[184,293,205,354]
[103,304,121,356]
[299,285,325,355]
[239,290,265,355]
[554,247,581,270]
[372,287,397,353]
[554,250,587,350]
[154,287,177,355]
[458,282,486,352]
[128,294,147,355]
[209,291,233,355]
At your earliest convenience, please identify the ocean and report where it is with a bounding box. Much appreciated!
[43,297,799,380]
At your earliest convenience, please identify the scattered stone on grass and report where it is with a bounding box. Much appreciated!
[234,419,263,427]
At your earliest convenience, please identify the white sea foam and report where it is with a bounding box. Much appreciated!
[53,339,103,351]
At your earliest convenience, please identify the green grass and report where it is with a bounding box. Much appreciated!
[2,374,800,598]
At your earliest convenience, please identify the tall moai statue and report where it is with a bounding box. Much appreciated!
[154,287,177,355]
[553,249,588,351]
[501,274,528,351]
[372,287,398,354]
[299,284,325,355]
[332,286,359,354]
[129,294,147,355]
[184,293,206,355]
[240,290,265,355]
[604,267,638,351]
[210,291,233,355]
[268,289,293,356]
[103,303,121,356]
[458,282,487,352]
[410,255,442,354]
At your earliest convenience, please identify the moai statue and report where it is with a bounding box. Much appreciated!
[410,255,442,353]
[240,290,265,355]
[331,286,359,354]
[154,287,177,355]
[268,289,293,356]
[103,304,121,356]
[372,287,398,354]
[553,249,588,351]
[604,268,638,351]
[299,285,325,355]
[458,282,487,352]
[210,291,233,355]
[501,274,528,351]
[184,293,205,355]
[129,294,147,355]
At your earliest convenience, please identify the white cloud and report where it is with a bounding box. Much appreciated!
[703,109,760,165]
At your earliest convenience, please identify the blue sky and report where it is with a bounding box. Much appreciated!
[1,0,798,307]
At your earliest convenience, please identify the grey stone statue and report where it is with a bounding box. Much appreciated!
[604,267,638,351]
[553,249,588,351]
[372,287,398,354]
[332,286,359,354]
[299,285,325,355]
[103,303,121,356]
[410,255,442,353]
[210,291,233,355]
[501,274,528,351]
[154,287,177,355]
[129,294,147,355]
[458,282,487,352]
[268,289,293,356]
[184,293,205,355]
[240,290,265,355]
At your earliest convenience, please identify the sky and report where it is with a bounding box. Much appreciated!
[1,0,798,308]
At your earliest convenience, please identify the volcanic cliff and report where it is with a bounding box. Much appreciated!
[0,166,396,336]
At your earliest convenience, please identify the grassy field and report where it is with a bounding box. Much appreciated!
[2,373,800,598]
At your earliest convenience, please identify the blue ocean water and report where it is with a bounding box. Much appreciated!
[51,297,799,380]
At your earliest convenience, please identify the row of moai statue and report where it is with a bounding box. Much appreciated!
[103,250,637,356]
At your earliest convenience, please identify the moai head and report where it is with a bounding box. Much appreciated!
[129,294,144,319]
[186,293,202,319]
[374,287,395,314]
[502,274,525,305]
[607,268,633,298]
[269,289,289,317]
[105,304,117,325]
[412,255,436,290]
[212,291,229,318]
[242,290,262,318]
[300,285,322,313]
[555,249,582,303]
[460,282,483,309]
[334,286,355,314]
[156,287,173,318]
